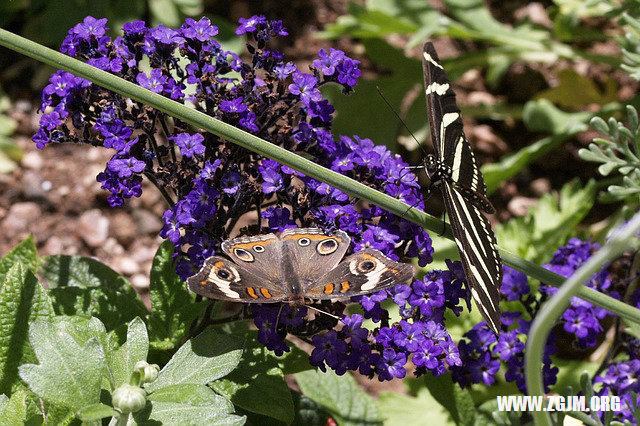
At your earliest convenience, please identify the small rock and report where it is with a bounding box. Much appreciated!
[21,151,44,170]
[508,196,538,217]
[78,209,110,248]
[131,274,150,289]
[41,236,65,255]
[114,256,140,275]
[133,209,163,235]
[102,237,125,256]
[111,211,137,247]
[0,202,42,239]
[22,171,50,201]
[130,240,157,263]
[530,178,551,196]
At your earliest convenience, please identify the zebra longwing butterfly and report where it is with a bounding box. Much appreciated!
[421,42,502,334]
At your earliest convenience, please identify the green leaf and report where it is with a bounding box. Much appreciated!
[291,391,332,426]
[18,318,106,411]
[0,388,27,424]
[295,369,381,426]
[76,403,117,421]
[138,382,244,426]
[0,236,38,285]
[496,180,596,263]
[48,286,148,331]
[423,373,475,426]
[133,401,246,425]
[145,328,243,393]
[148,383,232,409]
[0,263,54,395]
[148,240,202,347]
[377,388,451,426]
[523,99,591,134]
[42,254,147,330]
[210,333,294,424]
[535,69,618,107]
[41,254,134,293]
[111,317,149,388]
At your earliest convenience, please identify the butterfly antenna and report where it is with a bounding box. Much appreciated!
[376,85,430,157]
[306,305,342,322]
[274,303,286,330]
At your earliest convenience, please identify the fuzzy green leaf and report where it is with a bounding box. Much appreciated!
[296,369,381,426]
[0,263,54,395]
[210,333,294,424]
[0,237,38,285]
[111,317,149,388]
[0,388,27,424]
[76,403,117,421]
[423,373,475,426]
[18,318,106,410]
[377,388,450,426]
[145,328,243,393]
[148,240,202,347]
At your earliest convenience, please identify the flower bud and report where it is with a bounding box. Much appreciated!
[133,361,159,383]
[112,384,146,414]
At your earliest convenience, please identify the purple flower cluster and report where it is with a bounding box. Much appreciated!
[452,266,559,393]
[542,238,615,348]
[34,15,448,381]
[273,260,468,381]
[594,360,640,422]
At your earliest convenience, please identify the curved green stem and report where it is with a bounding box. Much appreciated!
[1,29,640,327]
[525,212,640,426]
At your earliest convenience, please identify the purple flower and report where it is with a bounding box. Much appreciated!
[310,331,347,368]
[136,69,167,94]
[172,133,205,158]
[312,48,345,76]
[274,62,296,80]
[501,266,529,301]
[289,72,322,104]
[236,15,267,35]
[73,16,108,39]
[376,348,407,381]
[182,17,218,42]
[108,157,146,178]
[336,58,360,87]
[220,97,248,114]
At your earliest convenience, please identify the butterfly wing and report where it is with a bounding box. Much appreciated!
[187,256,289,303]
[422,42,493,213]
[422,41,502,333]
[304,249,414,299]
[281,228,351,287]
[221,233,285,284]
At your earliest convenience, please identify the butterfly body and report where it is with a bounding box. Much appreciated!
[187,227,414,304]
[421,42,503,334]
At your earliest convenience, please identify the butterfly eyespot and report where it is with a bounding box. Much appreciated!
[234,248,254,262]
[317,238,338,255]
[253,245,265,253]
[297,238,311,246]
[357,260,376,272]
[216,268,232,279]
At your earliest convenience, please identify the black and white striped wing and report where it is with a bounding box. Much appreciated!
[422,42,502,334]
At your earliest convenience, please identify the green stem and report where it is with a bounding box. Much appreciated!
[525,212,640,426]
[1,29,640,326]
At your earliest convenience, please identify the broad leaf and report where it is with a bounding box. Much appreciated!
[0,388,27,424]
[423,373,475,426]
[210,333,294,424]
[148,240,202,347]
[111,317,149,388]
[377,388,451,426]
[295,369,381,426]
[0,263,54,395]
[145,328,243,392]
[19,319,106,411]
[0,237,38,285]
[76,403,117,421]
[42,253,146,331]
